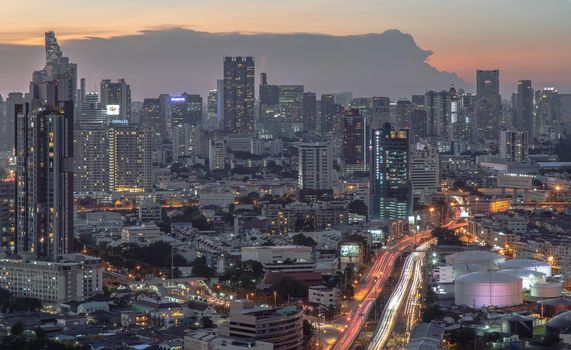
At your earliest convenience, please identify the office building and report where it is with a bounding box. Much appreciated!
[514,80,534,134]
[302,92,317,132]
[206,89,218,129]
[319,94,337,134]
[223,57,255,133]
[259,72,280,122]
[499,130,529,164]
[279,85,304,127]
[474,70,501,141]
[410,143,440,203]
[535,87,561,140]
[108,125,152,193]
[425,90,451,146]
[0,95,5,152]
[100,78,131,121]
[15,82,74,260]
[298,143,333,200]
[370,124,411,220]
[141,97,163,133]
[218,300,304,350]
[341,110,368,175]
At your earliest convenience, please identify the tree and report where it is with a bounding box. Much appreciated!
[432,227,462,246]
[271,276,308,299]
[201,317,214,329]
[221,260,265,290]
[10,323,24,336]
[292,234,317,247]
[191,257,215,278]
[348,200,368,218]
[302,319,314,348]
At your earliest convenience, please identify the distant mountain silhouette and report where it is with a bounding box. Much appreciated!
[0,28,466,99]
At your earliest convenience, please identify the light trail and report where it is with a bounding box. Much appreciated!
[331,231,431,350]
[367,239,434,350]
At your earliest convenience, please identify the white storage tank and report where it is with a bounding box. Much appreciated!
[452,263,486,280]
[455,271,523,308]
[446,251,506,270]
[498,259,552,277]
[531,282,561,298]
[500,269,546,290]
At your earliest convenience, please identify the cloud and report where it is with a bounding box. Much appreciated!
[1,28,466,99]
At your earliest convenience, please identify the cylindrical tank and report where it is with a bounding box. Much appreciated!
[446,251,505,270]
[500,269,546,290]
[452,263,486,280]
[455,271,523,308]
[531,282,561,298]
[498,259,552,277]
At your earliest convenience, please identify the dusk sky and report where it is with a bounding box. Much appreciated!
[1,0,570,96]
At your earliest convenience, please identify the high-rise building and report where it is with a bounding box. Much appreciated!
[209,137,227,171]
[514,80,534,134]
[206,89,218,129]
[108,125,152,193]
[475,70,501,141]
[350,98,372,118]
[259,73,280,122]
[0,173,15,254]
[410,143,440,203]
[534,87,561,140]
[298,142,333,200]
[370,124,411,220]
[279,85,304,129]
[320,94,338,135]
[141,98,162,131]
[424,90,451,146]
[2,93,24,154]
[223,56,255,133]
[341,110,368,175]
[499,130,529,163]
[100,79,131,121]
[15,82,74,260]
[302,92,317,133]
[32,32,77,105]
[74,125,109,195]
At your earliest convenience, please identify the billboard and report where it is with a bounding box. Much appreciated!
[340,243,360,257]
[106,104,120,116]
[368,229,384,244]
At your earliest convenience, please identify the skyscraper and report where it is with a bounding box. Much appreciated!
[341,110,368,175]
[15,82,74,259]
[298,142,333,201]
[534,87,561,140]
[475,70,501,142]
[514,80,534,134]
[410,143,440,203]
[0,95,8,152]
[100,79,132,121]
[370,124,411,220]
[107,125,152,193]
[223,57,255,133]
[320,94,338,135]
[499,130,529,164]
[259,73,280,122]
[302,92,317,133]
[279,85,304,127]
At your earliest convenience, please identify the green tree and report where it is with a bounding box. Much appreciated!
[271,276,308,299]
[292,234,317,247]
[221,260,265,290]
[191,257,215,278]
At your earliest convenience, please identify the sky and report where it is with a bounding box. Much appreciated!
[1,0,570,97]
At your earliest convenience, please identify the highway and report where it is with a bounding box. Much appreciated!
[331,231,431,350]
[367,239,434,350]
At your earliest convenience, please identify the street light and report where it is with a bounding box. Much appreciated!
[555,186,561,202]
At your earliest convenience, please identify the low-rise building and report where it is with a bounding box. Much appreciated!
[308,286,339,308]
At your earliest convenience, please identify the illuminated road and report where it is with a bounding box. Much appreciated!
[367,239,434,350]
[331,231,431,350]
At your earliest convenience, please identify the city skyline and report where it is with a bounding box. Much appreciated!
[0,0,570,98]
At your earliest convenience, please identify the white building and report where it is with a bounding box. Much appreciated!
[139,197,162,223]
[121,224,170,245]
[410,143,440,202]
[209,138,227,171]
[0,254,103,303]
[241,246,314,272]
[185,331,273,350]
[432,264,454,284]
[298,142,332,191]
[308,286,340,308]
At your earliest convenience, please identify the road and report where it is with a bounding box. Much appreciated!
[331,230,432,350]
[367,239,434,350]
